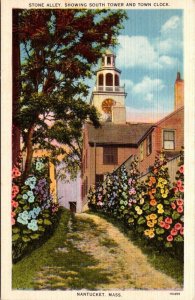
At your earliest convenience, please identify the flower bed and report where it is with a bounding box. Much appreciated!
[12,157,59,263]
[88,151,184,257]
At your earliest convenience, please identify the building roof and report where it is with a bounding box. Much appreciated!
[86,122,154,146]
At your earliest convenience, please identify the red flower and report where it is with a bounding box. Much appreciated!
[12,185,19,199]
[167,235,173,242]
[176,199,184,206]
[177,180,182,187]
[171,228,178,236]
[11,200,18,208]
[177,206,183,213]
[12,166,21,178]
[171,202,176,209]
[179,186,184,192]
[164,223,170,230]
[165,217,172,224]
[174,187,179,193]
[180,227,184,235]
[179,165,184,174]
[174,223,182,230]
[159,221,165,228]
[11,211,16,218]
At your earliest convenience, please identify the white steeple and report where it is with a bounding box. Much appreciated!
[91,50,127,123]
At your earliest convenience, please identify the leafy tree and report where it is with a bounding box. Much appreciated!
[14,9,127,178]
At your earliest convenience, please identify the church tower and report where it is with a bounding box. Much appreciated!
[90,49,127,123]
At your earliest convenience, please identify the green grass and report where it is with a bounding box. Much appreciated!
[12,208,113,290]
[87,210,184,286]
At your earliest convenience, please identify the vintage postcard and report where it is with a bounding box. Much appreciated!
[1,0,195,299]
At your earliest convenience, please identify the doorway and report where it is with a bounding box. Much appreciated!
[69,202,77,213]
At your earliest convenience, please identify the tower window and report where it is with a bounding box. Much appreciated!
[115,74,119,86]
[103,147,118,165]
[106,73,113,86]
[98,74,103,86]
[107,56,111,65]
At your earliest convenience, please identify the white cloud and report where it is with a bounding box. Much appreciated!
[161,16,180,34]
[132,76,165,102]
[117,35,176,70]
[117,35,158,68]
[159,55,177,67]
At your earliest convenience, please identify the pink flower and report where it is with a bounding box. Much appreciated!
[171,202,176,209]
[128,178,132,185]
[164,223,171,230]
[174,223,182,231]
[176,199,184,206]
[165,217,173,224]
[11,218,15,225]
[170,228,178,236]
[159,221,165,228]
[177,180,182,187]
[179,165,184,174]
[177,206,183,213]
[180,227,184,235]
[167,235,173,242]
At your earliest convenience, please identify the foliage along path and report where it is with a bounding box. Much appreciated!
[31,212,181,290]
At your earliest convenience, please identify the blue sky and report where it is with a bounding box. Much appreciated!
[89,10,183,122]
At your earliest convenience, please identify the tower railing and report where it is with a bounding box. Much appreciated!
[93,86,125,92]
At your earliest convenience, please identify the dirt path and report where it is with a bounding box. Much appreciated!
[34,212,181,290]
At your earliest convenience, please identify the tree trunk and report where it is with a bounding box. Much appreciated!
[12,10,21,166]
[23,126,34,179]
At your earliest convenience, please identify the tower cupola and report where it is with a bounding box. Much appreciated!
[91,50,127,124]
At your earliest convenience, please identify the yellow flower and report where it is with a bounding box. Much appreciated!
[160,189,164,194]
[158,178,163,183]
[150,214,157,220]
[146,215,150,221]
[158,209,164,214]
[157,204,163,209]
[148,231,155,238]
[163,179,167,185]
[147,220,155,228]
[162,194,168,198]
[137,209,143,215]
[140,198,144,205]
[135,206,139,211]
[144,229,150,236]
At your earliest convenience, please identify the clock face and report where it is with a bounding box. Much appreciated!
[102,98,115,114]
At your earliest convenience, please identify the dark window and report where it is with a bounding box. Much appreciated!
[163,130,175,150]
[106,73,113,86]
[102,57,105,66]
[115,74,119,86]
[96,174,104,186]
[107,56,111,65]
[103,147,118,165]
[146,134,152,156]
[140,142,144,161]
[98,74,103,86]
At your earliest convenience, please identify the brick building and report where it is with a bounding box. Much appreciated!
[81,51,184,207]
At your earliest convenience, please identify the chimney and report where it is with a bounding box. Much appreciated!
[174,72,184,110]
